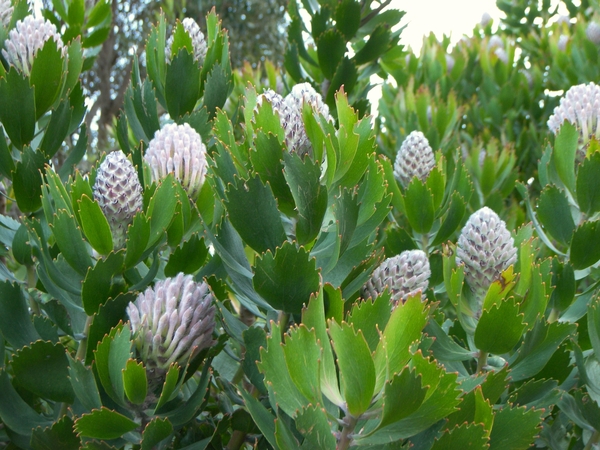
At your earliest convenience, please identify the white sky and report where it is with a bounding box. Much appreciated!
[393,0,503,54]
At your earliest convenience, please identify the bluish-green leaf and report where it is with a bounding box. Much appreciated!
[123,359,147,405]
[31,415,80,450]
[295,404,337,449]
[0,281,40,348]
[316,28,346,79]
[536,185,574,247]
[165,49,201,118]
[67,354,102,411]
[553,121,578,194]
[0,68,35,148]
[577,151,600,215]
[475,297,525,355]
[12,147,45,212]
[570,220,600,270]
[78,195,113,255]
[404,177,435,234]
[30,39,65,119]
[51,209,93,275]
[488,405,543,449]
[74,407,138,440]
[141,418,173,450]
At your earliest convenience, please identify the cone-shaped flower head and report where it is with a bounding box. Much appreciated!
[165,17,208,64]
[393,130,436,187]
[587,22,600,45]
[547,82,600,161]
[285,82,333,122]
[0,0,13,28]
[145,123,208,200]
[558,34,569,51]
[362,250,430,306]
[456,207,517,299]
[93,150,143,249]
[257,89,312,157]
[127,273,216,372]
[2,16,65,76]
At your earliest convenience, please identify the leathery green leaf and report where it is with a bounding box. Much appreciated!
[329,321,376,416]
[295,404,337,449]
[78,195,113,255]
[123,359,148,405]
[74,407,138,440]
[475,297,525,355]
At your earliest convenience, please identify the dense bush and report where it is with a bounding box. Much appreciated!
[2,0,600,448]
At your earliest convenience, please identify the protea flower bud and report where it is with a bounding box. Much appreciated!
[587,22,600,45]
[393,130,436,187]
[547,82,600,161]
[126,273,216,377]
[145,123,208,200]
[456,207,517,300]
[257,89,312,157]
[285,82,333,122]
[0,0,13,28]
[2,16,65,76]
[480,12,492,27]
[487,35,504,50]
[362,250,430,306]
[558,34,569,51]
[93,151,143,249]
[165,17,208,64]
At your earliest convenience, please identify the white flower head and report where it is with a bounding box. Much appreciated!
[285,82,333,122]
[145,123,208,200]
[393,130,436,187]
[165,17,208,64]
[2,16,65,76]
[587,22,600,45]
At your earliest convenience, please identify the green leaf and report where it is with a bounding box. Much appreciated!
[242,326,268,394]
[0,126,14,179]
[12,147,45,212]
[431,423,488,450]
[553,121,578,194]
[225,175,287,254]
[577,151,600,214]
[431,192,466,246]
[334,0,361,40]
[283,152,328,244]
[445,386,493,432]
[488,405,543,449]
[333,187,360,255]
[404,177,435,234]
[30,39,65,119]
[78,195,113,255]
[164,234,208,276]
[295,405,337,449]
[11,341,74,403]
[203,62,231,118]
[146,176,179,248]
[154,364,181,412]
[379,367,427,429]
[302,288,343,406]
[0,370,52,436]
[374,295,430,391]
[346,292,392,352]
[588,296,600,361]
[326,59,357,106]
[258,322,309,418]
[0,281,40,348]
[67,354,102,412]
[253,241,321,314]
[0,68,35,148]
[125,212,150,269]
[165,49,201,118]
[475,297,525,354]
[241,389,278,449]
[123,359,147,405]
[93,324,131,406]
[51,209,93,275]
[536,185,574,247]
[40,100,72,159]
[141,418,173,450]
[353,24,392,65]
[74,407,138,440]
[282,325,323,406]
[329,321,376,416]
[570,220,600,270]
[316,28,346,79]
[31,416,80,450]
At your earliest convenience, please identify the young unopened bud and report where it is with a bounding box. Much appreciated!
[547,82,600,161]
[285,82,333,122]
[362,250,430,306]
[0,0,13,28]
[456,207,517,299]
[587,22,600,45]
[165,17,208,64]
[257,89,312,157]
[93,151,143,249]
[480,12,492,27]
[2,16,65,76]
[558,34,569,51]
[127,273,216,378]
[145,123,208,200]
[393,130,436,187]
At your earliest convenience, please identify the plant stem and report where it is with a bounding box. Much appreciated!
[337,415,358,450]
[476,351,488,373]
[226,430,248,450]
[585,430,600,450]
[75,315,94,361]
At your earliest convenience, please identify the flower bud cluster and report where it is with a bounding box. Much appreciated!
[362,250,431,306]
[2,16,65,76]
[145,123,208,199]
[547,82,600,161]
[0,0,13,28]
[127,273,216,372]
[165,17,208,64]
[456,207,517,300]
[93,151,143,249]
[393,130,436,187]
